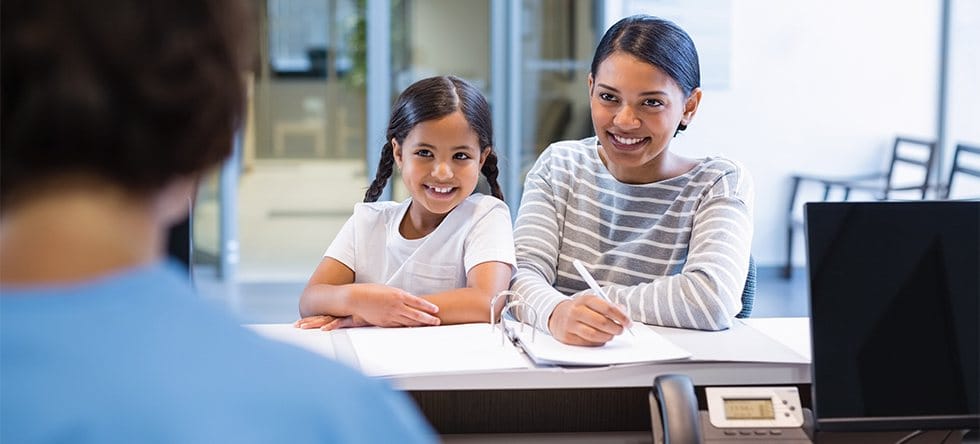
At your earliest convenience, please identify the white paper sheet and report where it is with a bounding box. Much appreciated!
[345,323,531,377]
[504,319,691,366]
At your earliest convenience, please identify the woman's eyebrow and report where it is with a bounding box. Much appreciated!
[596,83,668,96]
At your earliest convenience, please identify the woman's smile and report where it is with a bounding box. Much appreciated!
[607,132,651,152]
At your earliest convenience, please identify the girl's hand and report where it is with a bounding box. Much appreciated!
[353,284,441,327]
[294,315,337,329]
[320,314,371,331]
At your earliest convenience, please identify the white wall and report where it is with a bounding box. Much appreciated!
[658,0,941,267]
[944,0,980,199]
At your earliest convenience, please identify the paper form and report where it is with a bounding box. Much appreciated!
[504,319,691,366]
[345,323,531,377]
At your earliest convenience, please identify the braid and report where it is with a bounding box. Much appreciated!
[481,150,504,201]
[364,143,395,202]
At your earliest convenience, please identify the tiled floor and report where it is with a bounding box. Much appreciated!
[195,265,810,325]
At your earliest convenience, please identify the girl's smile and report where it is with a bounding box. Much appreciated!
[423,184,458,200]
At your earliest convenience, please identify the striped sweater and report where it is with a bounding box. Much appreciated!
[511,137,754,332]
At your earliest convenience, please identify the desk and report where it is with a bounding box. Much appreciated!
[249,317,811,434]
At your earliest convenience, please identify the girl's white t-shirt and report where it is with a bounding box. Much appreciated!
[325,194,516,296]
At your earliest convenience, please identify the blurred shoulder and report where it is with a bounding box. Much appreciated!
[210,327,434,441]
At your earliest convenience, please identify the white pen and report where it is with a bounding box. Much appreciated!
[572,259,635,336]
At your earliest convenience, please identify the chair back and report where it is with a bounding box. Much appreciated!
[166,196,194,281]
[883,136,937,199]
[943,143,980,199]
[735,256,756,319]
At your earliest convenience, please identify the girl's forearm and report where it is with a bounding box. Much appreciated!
[422,288,499,325]
[298,284,356,318]
[423,261,512,324]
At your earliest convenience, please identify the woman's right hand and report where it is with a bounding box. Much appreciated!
[547,295,631,346]
[351,284,441,327]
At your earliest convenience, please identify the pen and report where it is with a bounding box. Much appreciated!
[572,259,635,336]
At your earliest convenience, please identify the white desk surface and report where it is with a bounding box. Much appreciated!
[247,317,812,391]
[742,317,812,361]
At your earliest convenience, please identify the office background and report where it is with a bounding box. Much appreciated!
[189,0,979,316]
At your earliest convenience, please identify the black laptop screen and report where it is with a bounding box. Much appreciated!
[805,201,979,431]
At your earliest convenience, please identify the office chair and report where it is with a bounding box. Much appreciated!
[940,143,980,200]
[166,197,194,281]
[783,136,937,277]
[735,256,756,319]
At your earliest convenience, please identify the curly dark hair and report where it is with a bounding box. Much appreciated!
[364,75,504,203]
[1,0,254,205]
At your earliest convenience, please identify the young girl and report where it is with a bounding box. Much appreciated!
[295,76,515,331]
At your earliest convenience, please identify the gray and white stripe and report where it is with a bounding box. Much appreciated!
[511,137,754,332]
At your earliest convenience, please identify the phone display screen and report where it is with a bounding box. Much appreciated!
[723,398,775,420]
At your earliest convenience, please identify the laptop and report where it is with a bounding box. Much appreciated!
[804,201,979,432]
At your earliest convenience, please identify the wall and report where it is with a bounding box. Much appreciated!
[944,0,980,198]
[660,0,942,267]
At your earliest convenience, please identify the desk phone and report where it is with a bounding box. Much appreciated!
[650,374,813,443]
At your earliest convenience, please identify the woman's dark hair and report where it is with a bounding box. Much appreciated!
[591,15,700,132]
[364,75,503,202]
[1,0,253,204]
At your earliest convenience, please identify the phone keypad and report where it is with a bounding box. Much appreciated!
[711,427,809,442]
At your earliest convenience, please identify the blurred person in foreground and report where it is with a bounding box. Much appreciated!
[0,0,434,442]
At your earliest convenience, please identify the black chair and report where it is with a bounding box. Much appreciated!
[735,256,756,319]
[166,197,194,281]
[940,143,980,199]
[783,136,937,277]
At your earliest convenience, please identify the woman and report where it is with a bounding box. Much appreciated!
[511,15,753,346]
